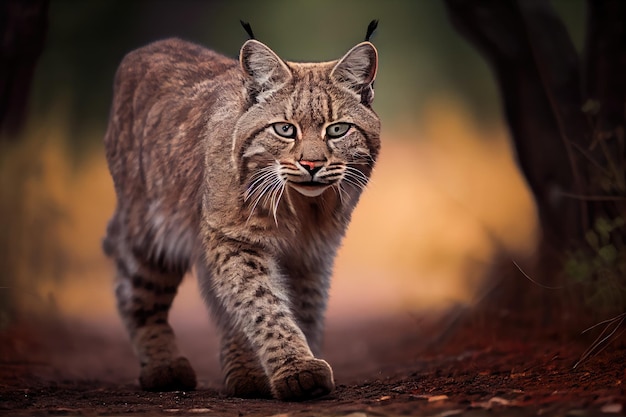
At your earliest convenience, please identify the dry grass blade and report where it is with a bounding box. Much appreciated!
[512,260,564,290]
[574,312,626,368]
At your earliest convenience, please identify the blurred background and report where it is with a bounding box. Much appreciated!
[0,0,585,384]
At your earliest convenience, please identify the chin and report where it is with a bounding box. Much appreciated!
[289,183,331,198]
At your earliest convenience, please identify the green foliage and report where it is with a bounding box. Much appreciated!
[566,85,626,318]
[565,216,626,313]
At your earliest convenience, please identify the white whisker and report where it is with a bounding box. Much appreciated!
[270,181,286,226]
[244,166,279,201]
[341,177,366,191]
[244,162,288,226]
[345,166,370,184]
[245,164,283,224]
[332,183,347,205]
[246,180,275,224]
[342,167,369,191]
[263,176,283,208]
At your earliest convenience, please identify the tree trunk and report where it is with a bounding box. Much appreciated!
[444,0,626,318]
[0,0,49,139]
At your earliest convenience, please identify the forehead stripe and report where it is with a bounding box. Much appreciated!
[325,93,334,122]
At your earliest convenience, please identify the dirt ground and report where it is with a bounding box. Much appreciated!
[1,308,624,417]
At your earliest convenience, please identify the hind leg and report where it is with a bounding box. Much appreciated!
[114,258,196,391]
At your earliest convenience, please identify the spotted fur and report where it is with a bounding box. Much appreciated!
[103,36,380,401]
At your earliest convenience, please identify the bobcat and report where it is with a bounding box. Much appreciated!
[102,27,380,401]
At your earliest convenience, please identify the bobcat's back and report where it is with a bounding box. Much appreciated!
[104,38,241,272]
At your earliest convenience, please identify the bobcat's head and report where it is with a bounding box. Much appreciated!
[233,38,380,220]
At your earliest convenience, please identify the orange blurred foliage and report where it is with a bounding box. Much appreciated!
[4,97,537,326]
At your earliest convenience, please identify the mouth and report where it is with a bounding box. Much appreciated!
[289,181,331,197]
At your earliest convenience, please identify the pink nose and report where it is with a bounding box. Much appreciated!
[300,160,319,170]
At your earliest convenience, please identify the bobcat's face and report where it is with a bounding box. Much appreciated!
[234,40,380,218]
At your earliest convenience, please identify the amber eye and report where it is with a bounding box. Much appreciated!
[272,122,297,139]
[326,122,351,138]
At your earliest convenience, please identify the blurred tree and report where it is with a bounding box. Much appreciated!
[0,0,48,139]
[0,0,49,324]
[444,0,626,320]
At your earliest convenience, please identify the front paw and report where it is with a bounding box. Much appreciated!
[269,358,335,401]
[224,369,272,399]
[139,357,197,392]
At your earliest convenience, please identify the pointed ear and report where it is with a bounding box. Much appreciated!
[330,42,378,105]
[240,40,291,99]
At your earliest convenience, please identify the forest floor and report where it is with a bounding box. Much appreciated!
[1,309,624,417]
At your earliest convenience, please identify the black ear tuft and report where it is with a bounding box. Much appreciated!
[365,19,379,42]
[240,20,255,40]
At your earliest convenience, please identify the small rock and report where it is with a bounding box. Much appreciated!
[601,403,623,414]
